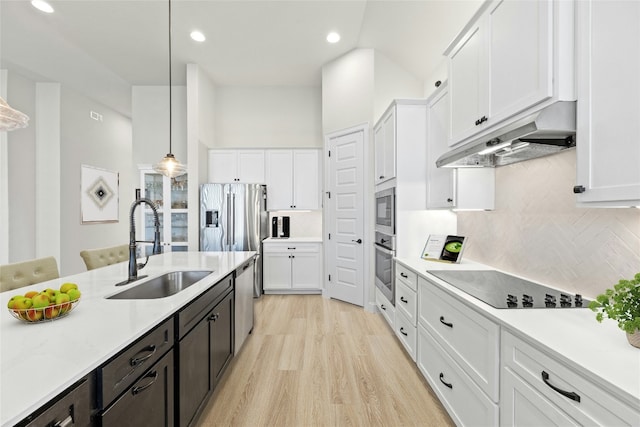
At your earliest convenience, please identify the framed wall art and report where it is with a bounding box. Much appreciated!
[81,165,119,223]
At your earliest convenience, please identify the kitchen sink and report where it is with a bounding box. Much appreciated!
[107,270,213,299]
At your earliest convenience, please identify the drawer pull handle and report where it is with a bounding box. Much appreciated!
[439,373,453,389]
[541,371,581,402]
[400,327,408,336]
[130,344,157,367]
[381,304,386,311]
[54,415,73,427]
[400,296,408,304]
[131,370,159,395]
[439,316,453,328]
[400,272,408,278]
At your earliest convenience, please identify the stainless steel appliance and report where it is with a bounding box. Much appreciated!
[375,187,395,235]
[436,101,576,168]
[200,183,268,297]
[235,258,255,354]
[374,231,396,305]
[427,270,590,309]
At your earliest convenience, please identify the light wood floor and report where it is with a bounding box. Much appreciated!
[197,295,454,427]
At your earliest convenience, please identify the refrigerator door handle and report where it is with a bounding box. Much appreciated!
[226,193,232,247]
[232,192,236,246]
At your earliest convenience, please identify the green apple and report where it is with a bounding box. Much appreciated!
[12,297,33,310]
[59,282,78,294]
[55,293,71,314]
[7,295,25,309]
[67,289,81,302]
[32,293,50,309]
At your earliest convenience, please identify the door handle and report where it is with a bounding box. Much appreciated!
[351,239,362,244]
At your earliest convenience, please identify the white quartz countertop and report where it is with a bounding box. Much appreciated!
[263,237,323,243]
[395,256,640,410]
[0,251,255,427]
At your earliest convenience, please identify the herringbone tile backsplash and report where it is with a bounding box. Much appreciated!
[457,150,640,298]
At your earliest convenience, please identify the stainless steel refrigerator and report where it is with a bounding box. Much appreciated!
[200,183,268,297]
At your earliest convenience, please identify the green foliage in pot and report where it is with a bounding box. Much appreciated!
[588,273,640,334]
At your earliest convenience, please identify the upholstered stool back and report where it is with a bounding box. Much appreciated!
[0,256,60,292]
[80,244,129,271]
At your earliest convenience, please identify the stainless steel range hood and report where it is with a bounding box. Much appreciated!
[436,101,576,168]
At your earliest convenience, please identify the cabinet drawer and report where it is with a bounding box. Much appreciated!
[418,277,499,401]
[395,311,416,361]
[263,242,319,253]
[395,262,417,291]
[375,287,395,330]
[501,331,640,426]
[417,324,498,427]
[99,350,174,427]
[97,317,174,408]
[19,376,92,427]
[177,273,233,339]
[395,279,417,326]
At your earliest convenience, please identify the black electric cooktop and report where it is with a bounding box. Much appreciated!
[427,270,590,309]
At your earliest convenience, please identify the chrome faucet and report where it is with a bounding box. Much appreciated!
[116,197,161,286]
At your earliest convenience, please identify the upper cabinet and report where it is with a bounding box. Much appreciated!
[265,149,321,211]
[575,0,640,206]
[374,109,397,185]
[446,0,575,147]
[426,82,495,210]
[208,149,265,183]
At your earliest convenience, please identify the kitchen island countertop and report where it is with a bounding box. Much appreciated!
[0,251,255,427]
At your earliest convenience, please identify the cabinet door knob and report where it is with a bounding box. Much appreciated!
[379,175,385,180]
[573,185,586,194]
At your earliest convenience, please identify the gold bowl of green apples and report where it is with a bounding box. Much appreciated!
[7,282,81,323]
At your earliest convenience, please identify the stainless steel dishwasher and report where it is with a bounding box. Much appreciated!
[235,258,255,355]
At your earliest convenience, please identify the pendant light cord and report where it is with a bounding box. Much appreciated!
[168,0,173,155]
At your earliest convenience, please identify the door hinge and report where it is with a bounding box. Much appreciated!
[328,274,331,281]
[326,191,331,199]
[328,233,331,240]
[328,150,331,157]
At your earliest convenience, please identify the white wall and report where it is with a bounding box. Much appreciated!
[132,85,187,177]
[5,71,37,263]
[373,52,423,123]
[214,86,322,148]
[59,87,133,275]
[322,49,375,134]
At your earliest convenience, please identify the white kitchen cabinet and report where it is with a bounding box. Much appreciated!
[418,276,500,402]
[265,149,320,210]
[139,167,188,255]
[374,108,396,185]
[375,286,395,330]
[417,324,499,427]
[501,330,640,426]
[575,0,640,206]
[446,0,574,147]
[426,81,495,210]
[263,241,322,293]
[208,149,265,183]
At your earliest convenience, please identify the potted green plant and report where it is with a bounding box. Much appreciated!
[588,273,640,348]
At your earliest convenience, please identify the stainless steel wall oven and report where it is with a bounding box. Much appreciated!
[374,231,395,305]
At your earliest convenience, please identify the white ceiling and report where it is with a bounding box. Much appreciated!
[1,0,481,112]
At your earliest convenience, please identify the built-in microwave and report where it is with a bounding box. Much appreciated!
[375,187,395,235]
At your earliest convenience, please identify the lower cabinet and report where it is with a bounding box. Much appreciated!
[263,242,322,293]
[394,262,418,361]
[500,330,640,426]
[177,284,234,427]
[417,324,498,426]
[98,351,174,427]
[375,286,395,329]
[17,376,93,427]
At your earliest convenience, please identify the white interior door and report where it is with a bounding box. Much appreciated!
[326,128,365,306]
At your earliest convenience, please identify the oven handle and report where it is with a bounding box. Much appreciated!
[374,242,395,255]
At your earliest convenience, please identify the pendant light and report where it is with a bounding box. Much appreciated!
[0,96,29,131]
[153,0,186,178]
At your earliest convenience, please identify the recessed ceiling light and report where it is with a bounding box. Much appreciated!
[31,0,54,13]
[326,32,340,44]
[190,31,206,42]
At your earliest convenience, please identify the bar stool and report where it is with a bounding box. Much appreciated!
[0,256,60,292]
[80,244,129,271]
